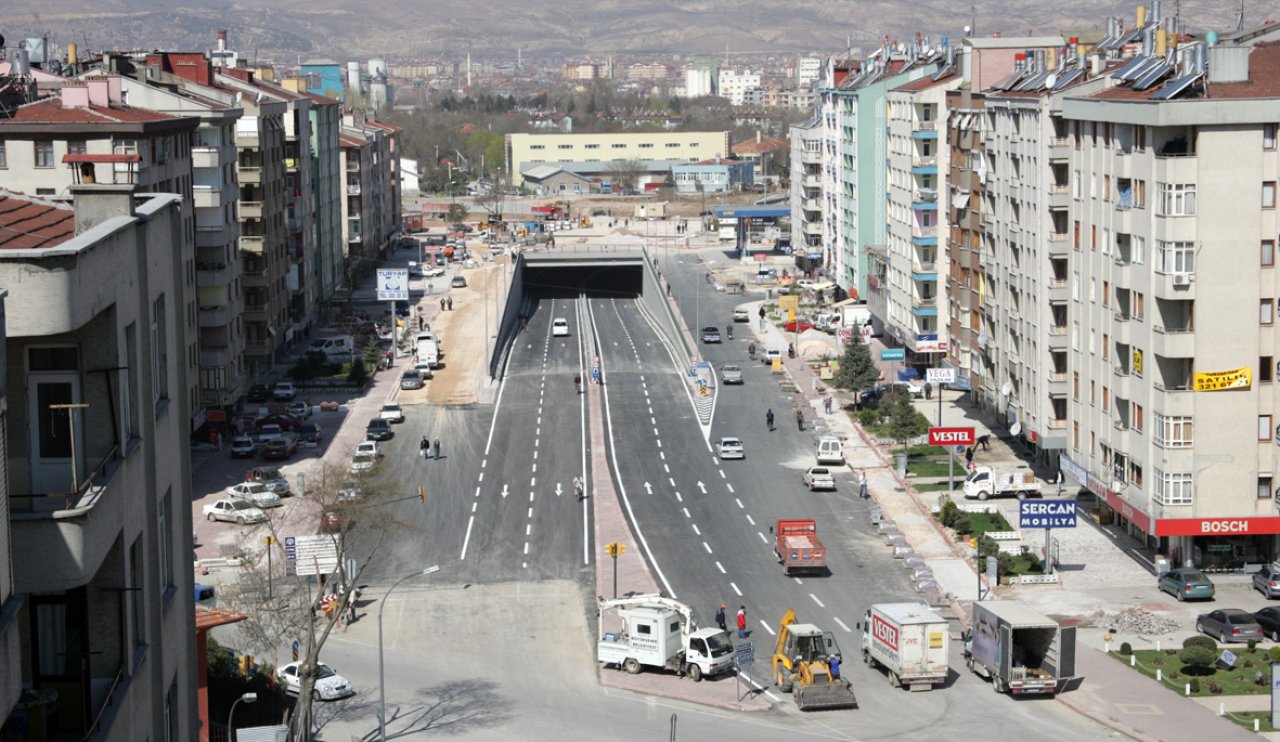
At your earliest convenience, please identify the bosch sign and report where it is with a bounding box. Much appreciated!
[926,429,972,445]
[1153,517,1280,537]
[872,614,899,651]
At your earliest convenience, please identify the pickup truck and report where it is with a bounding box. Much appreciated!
[802,467,836,491]
[963,466,1043,501]
[774,518,828,576]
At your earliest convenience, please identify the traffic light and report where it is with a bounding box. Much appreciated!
[418,485,426,502]
[605,542,626,558]
[238,654,255,677]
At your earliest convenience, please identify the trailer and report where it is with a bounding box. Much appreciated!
[774,519,828,576]
[963,601,1075,695]
[596,595,736,681]
[860,603,950,690]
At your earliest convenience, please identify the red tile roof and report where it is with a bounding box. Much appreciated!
[303,92,341,106]
[366,120,402,133]
[339,133,369,148]
[3,97,182,125]
[893,71,959,92]
[732,136,788,155]
[0,192,75,249]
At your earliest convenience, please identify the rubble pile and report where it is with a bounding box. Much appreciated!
[1107,607,1178,635]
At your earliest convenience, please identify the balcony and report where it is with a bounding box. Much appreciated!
[911,157,938,175]
[347,183,362,195]
[195,225,229,248]
[10,448,125,592]
[911,232,938,246]
[1153,270,1196,300]
[242,304,270,322]
[198,304,233,327]
[243,270,268,288]
[802,199,822,212]
[200,345,235,368]
[800,149,822,165]
[347,233,363,244]
[236,130,260,148]
[240,235,264,254]
[801,221,822,235]
[1152,324,1195,358]
[803,175,821,188]
[1112,256,1133,283]
[196,260,233,287]
[284,157,299,172]
[1113,311,1134,344]
[192,145,219,169]
[1048,184,1070,210]
[346,160,361,172]
[240,166,262,185]
[192,184,223,209]
[1049,138,1070,162]
[1047,277,1068,303]
[911,128,939,140]
[1113,365,1133,397]
[240,200,263,220]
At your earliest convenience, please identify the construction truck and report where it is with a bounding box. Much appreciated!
[772,609,858,710]
[596,595,736,681]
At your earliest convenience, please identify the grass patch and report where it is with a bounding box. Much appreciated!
[1113,648,1276,696]
[1226,712,1278,732]
[906,458,956,478]
[965,511,1013,539]
[1006,554,1044,576]
[914,482,955,493]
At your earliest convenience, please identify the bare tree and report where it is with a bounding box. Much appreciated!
[607,158,646,193]
[475,174,509,222]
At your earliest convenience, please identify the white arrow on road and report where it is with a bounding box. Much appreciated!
[555,482,563,497]
[696,481,707,494]
[501,484,509,499]
[644,482,654,495]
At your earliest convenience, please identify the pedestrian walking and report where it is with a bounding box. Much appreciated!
[796,409,804,431]
[766,409,775,431]
[420,436,430,460]
[964,446,975,465]
[574,373,582,393]
[440,298,446,311]
[858,470,869,499]
[736,606,747,638]
[924,381,933,400]
[824,395,833,415]
[433,439,441,460]
[418,316,425,331]
[715,604,727,633]
[447,297,454,311]
[1055,470,1064,497]
[573,474,585,499]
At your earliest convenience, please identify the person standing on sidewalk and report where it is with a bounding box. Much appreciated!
[1055,470,1064,497]
[447,297,453,311]
[858,470,869,499]
[433,439,441,460]
[715,604,727,633]
[420,436,430,460]
[736,606,748,638]
[824,395,833,415]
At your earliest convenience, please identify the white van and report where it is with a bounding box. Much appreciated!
[309,335,355,359]
[416,333,440,369]
[816,435,845,465]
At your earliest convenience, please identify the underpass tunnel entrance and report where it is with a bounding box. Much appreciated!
[522,264,643,303]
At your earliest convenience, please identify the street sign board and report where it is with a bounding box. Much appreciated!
[376,268,409,301]
[926,368,957,384]
[288,534,340,576]
[1019,500,1078,529]
[928,427,975,446]
[735,642,755,666]
[880,348,905,362]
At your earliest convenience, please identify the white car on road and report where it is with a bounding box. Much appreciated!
[552,318,570,337]
[379,402,405,423]
[715,437,745,460]
[203,498,267,525]
[277,661,355,701]
[225,482,282,509]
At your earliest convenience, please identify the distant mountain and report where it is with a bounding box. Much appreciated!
[2,0,1274,62]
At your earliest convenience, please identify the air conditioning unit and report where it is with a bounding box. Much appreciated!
[1172,272,1192,287]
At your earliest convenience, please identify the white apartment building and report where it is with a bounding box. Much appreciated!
[1061,40,1280,570]
[884,72,960,363]
[0,186,197,739]
[798,56,823,86]
[789,114,824,255]
[0,291,15,728]
[718,69,761,105]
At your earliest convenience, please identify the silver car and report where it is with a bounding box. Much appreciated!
[1196,608,1264,643]
[1254,564,1280,599]
[721,364,744,385]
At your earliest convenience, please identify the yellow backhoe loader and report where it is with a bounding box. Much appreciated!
[772,609,858,710]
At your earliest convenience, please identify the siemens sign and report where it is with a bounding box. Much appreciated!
[1019,501,1078,529]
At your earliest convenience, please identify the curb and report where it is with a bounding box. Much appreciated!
[597,667,771,712]
[1055,694,1160,742]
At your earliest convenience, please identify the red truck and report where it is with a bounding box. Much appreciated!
[774,519,828,576]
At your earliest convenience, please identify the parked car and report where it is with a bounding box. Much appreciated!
[1253,607,1280,641]
[225,482,282,509]
[1254,563,1280,599]
[272,381,297,401]
[701,326,722,344]
[721,364,744,385]
[366,418,393,441]
[203,498,267,525]
[732,308,750,323]
[229,435,257,458]
[245,466,290,495]
[297,423,323,447]
[320,509,347,533]
[337,488,362,503]
[246,384,271,403]
[254,414,303,432]
[277,661,355,700]
[379,403,405,423]
[423,266,445,278]
[349,453,377,474]
[413,363,434,380]
[783,319,815,333]
[287,401,311,419]
[552,318,570,337]
[802,466,837,491]
[715,437,745,460]
[260,436,298,461]
[761,348,782,364]
[401,370,424,390]
[356,441,381,458]
[1158,568,1216,601]
[1196,608,1263,643]
[450,275,467,288]
[450,223,474,234]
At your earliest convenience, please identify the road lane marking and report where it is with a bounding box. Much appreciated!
[533,450,539,459]
[691,524,701,535]
[809,593,825,608]
[459,515,475,560]
[471,502,477,513]
[529,492,535,502]
[735,498,744,509]
[523,542,529,555]
[653,427,659,436]
[745,514,755,526]
[656,439,662,449]
[478,472,484,482]
[726,483,734,493]
[659,451,665,460]
[682,508,691,518]
[481,459,487,468]
[757,532,768,543]
[833,617,852,633]
[718,470,726,479]
[527,508,533,518]
[675,492,683,502]
[758,621,776,636]
[715,561,726,574]
[532,464,537,473]
[663,464,670,473]
[474,486,481,497]
[702,542,712,554]
[526,523,532,536]
[531,477,537,486]
[730,582,742,596]
[697,481,707,493]
[668,477,675,487]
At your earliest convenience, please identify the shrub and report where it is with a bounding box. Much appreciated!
[1207,681,1224,694]
[1025,553,1044,573]
[1269,646,1280,664]
[977,535,999,558]
[1187,678,1200,693]
[1248,639,1260,651]
[951,514,973,535]
[857,408,884,427]
[347,359,368,386]
[1182,635,1217,651]
[1118,642,1133,656]
[995,552,1015,577]
[938,499,958,527]
[1179,645,1218,676]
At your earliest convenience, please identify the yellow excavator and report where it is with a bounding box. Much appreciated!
[772,609,858,711]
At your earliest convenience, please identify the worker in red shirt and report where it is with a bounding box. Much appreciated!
[736,606,747,638]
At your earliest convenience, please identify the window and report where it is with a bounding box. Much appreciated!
[67,139,87,155]
[557,144,572,150]
[1267,124,1278,150]
[1263,415,1275,442]
[1154,470,1194,506]
[1102,386,1109,412]
[584,144,600,150]
[123,323,138,440]
[151,296,169,404]
[1155,414,1194,448]
[158,490,174,596]
[1266,182,1277,209]
[1133,348,1143,376]
[1133,403,1144,432]
[1263,299,1275,325]
[1134,292,1145,320]
[638,143,654,149]
[0,140,6,168]
[34,140,54,168]
[1264,240,1276,267]
[1103,281,1110,306]
[1262,476,1275,501]
[611,143,626,149]
[529,144,545,151]
[1133,235,1145,264]
[1157,182,1196,216]
[130,538,147,646]
[1102,334,1110,360]
[1073,372,1079,400]
[1264,356,1274,383]
[1156,241,1195,273]
[665,142,680,148]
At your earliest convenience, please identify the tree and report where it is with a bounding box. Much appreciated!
[446,203,470,225]
[1178,644,1218,676]
[608,158,645,193]
[885,392,928,453]
[833,335,879,405]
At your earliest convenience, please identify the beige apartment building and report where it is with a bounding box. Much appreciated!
[0,186,197,739]
[505,130,731,187]
[1061,40,1280,570]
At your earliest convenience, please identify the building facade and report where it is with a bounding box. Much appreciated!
[671,159,754,194]
[505,131,730,187]
[789,114,824,257]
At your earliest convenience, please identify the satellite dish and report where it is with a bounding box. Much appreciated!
[963,25,972,35]
[1000,382,1012,397]
[1010,422,1022,436]
[1046,73,1057,88]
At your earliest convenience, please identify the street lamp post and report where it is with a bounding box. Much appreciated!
[227,692,257,742]
[379,565,440,740]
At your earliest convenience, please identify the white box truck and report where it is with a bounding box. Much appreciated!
[859,603,950,690]
[597,595,736,682]
[415,333,440,369]
[963,601,1075,695]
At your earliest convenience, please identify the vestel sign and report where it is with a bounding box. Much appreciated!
[927,427,976,446]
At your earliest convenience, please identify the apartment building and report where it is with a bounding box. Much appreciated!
[797,56,823,87]
[339,115,401,268]
[1060,39,1280,569]
[789,113,823,257]
[305,93,344,307]
[0,291,15,728]
[0,77,204,432]
[881,71,960,364]
[718,69,761,105]
[945,84,987,396]
[0,186,197,739]
[505,131,730,187]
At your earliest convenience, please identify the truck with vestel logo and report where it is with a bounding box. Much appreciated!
[859,603,950,690]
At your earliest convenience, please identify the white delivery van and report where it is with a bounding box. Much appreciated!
[308,335,355,359]
[816,436,844,465]
[415,333,440,369]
